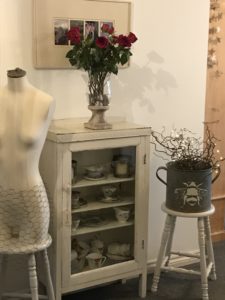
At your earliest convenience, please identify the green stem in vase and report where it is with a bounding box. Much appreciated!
[88,72,109,106]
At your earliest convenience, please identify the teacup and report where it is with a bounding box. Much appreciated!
[114,207,130,223]
[108,243,131,257]
[76,240,90,257]
[72,191,81,209]
[71,249,78,261]
[71,256,86,272]
[90,239,104,254]
[72,219,80,232]
[102,185,117,200]
[85,165,104,179]
[86,252,107,269]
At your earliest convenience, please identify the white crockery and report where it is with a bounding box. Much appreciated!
[114,207,130,223]
[102,185,117,199]
[86,252,107,269]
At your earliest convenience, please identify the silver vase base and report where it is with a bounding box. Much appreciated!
[84,122,112,130]
[84,105,112,130]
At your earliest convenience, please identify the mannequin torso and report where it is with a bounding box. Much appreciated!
[0,70,55,190]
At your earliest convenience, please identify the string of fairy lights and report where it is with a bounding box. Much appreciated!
[208,0,223,77]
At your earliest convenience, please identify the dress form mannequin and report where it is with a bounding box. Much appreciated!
[0,68,55,300]
[0,67,55,190]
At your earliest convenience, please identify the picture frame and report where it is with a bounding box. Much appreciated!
[33,0,132,69]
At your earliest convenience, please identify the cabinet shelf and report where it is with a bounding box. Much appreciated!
[72,220,134,236]
[71,196,134,213]
[72,173,135,188]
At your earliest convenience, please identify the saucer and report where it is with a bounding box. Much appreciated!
[100,196,121,203]
[72,198,87,210]
[82,216,108,227]
[84,174,105,181]
[77,198,87,207]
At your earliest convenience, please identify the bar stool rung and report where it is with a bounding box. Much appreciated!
[3,292,48,299]
[206,262,213,277]
[161,266,201,276]
[170,251,200,259]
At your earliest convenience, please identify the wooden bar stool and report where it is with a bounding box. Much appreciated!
[151,203,216,300]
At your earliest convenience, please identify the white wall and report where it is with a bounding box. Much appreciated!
[0,0,210,286]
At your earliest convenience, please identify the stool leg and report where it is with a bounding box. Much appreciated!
[198,217,209,300]
[28,253,39,300]
[42,249,55,300]
[0,255,6,300]
[0,255,8,300]
[151,214,173,293]
[165,216,176,266]
[204,216,216,280]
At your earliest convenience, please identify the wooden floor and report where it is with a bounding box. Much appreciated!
[63,240,225,300]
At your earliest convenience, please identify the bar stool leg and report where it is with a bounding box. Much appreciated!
[151,214,173,292]
[42,249,55,300]
[0,255,6,300]
[198,217,209,300]
[28,253,39,300]
[165,216,176,266]
[204,216,216,280]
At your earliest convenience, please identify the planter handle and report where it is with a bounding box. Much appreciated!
[156,166,167,186]
[156,165,220,186]
[212,166,221,183]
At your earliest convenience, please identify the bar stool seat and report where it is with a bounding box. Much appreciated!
[151,203,216,300]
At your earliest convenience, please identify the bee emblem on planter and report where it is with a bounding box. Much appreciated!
[175,182,207,207]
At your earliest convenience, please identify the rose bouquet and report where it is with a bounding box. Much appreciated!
[66,24,137,106]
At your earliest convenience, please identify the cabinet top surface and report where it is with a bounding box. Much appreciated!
[47,118,151,143]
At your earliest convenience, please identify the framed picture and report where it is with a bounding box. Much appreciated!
[33,0,132,69]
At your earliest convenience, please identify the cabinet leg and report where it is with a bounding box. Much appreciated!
[139,270,147,298]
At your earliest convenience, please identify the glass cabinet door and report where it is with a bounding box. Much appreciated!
[69,146,136,275]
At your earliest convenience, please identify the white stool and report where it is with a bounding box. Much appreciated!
[151,203,216,300]
[0,184,55,300]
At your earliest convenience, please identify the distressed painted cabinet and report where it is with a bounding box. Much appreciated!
[40,118,151,300]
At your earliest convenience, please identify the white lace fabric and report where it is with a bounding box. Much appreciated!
[0,184,51,254]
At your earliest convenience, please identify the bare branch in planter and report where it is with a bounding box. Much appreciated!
[151,125,225,170]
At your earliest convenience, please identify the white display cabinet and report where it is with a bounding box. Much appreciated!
[40,118,151,300]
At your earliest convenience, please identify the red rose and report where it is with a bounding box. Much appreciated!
[128,32,137,43]
[101,24,110,32]
[118,35,131,47]
[108,26,114,34]
[67,27,81,44]
[101,24,114,34]
[112,35,119,44]
[96,36,109,48]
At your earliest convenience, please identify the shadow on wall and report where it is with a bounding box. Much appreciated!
[111,51,178,116]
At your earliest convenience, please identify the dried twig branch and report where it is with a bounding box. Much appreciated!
[151,125,224,170]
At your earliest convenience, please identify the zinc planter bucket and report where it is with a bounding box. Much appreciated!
[156,161,220,213]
